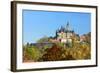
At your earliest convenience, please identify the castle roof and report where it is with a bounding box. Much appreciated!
[57,22,74,33]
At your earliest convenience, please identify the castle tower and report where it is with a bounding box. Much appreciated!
[56,21,74,45]
[66,22,73,40]
[66,22,71,31]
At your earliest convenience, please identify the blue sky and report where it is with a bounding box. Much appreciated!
[23,10,91,44]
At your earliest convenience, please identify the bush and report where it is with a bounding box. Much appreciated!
[23,46,42,62]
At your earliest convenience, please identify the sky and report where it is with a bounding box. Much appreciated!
[23,10,91,44]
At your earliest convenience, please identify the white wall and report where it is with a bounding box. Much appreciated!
[0,0,99,73]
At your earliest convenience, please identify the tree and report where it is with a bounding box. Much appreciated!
[23,46,42,62]
[37,36,50,43]
[42,44,63,61]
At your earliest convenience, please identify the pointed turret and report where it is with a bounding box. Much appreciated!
[60,26,64,32]
[66,22,72,32]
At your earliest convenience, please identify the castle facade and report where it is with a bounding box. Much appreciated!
[55,22,74,44]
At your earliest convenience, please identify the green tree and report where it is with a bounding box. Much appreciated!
[23,46,42,62]
[37,36,50,43]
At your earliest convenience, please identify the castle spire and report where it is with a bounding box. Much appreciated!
[66,21,70,31]
[67,21,69,26]
[61,25,64,32]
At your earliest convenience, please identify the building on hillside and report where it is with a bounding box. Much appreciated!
[49,21,89,47]
[55,22,74,44]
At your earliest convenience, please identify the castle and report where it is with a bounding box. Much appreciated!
[55,22,74,44]
[35,21,88,46]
